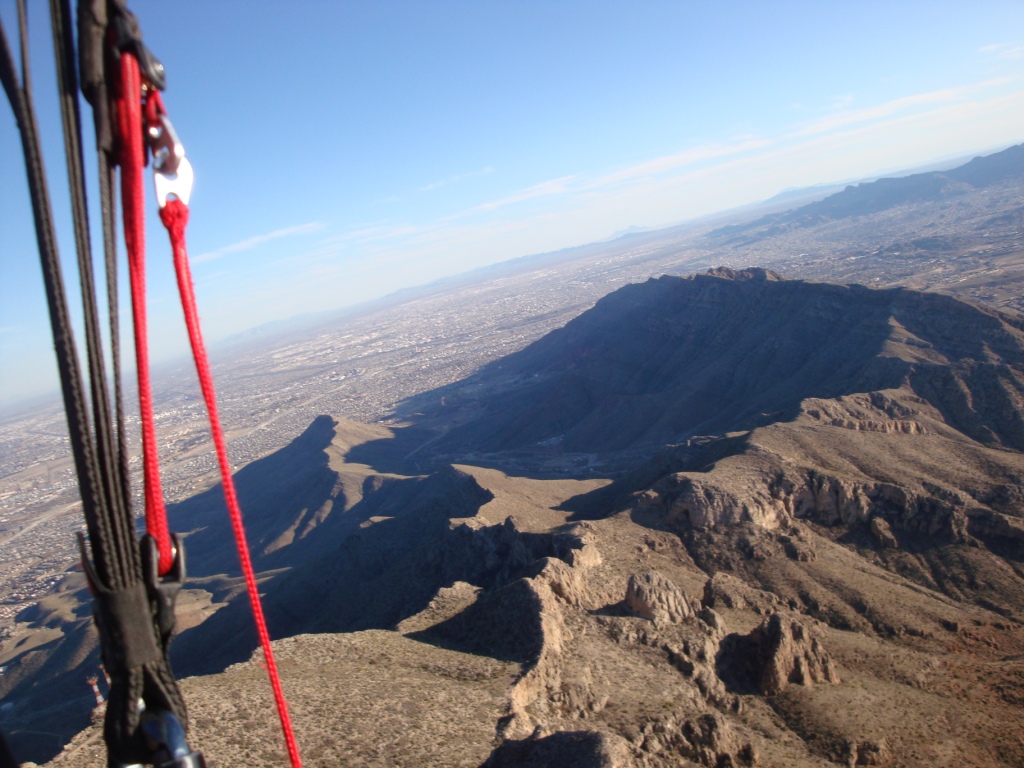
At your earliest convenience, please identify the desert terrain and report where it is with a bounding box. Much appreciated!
[1,144,1023,766]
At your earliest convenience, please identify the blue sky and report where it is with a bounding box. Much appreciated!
[2,1,1023,406]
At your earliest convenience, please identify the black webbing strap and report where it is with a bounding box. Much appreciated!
[1,2,189,764]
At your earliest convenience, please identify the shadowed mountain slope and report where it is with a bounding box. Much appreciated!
[406,268,1024,459]
[171,465,603,676]
[169,415,396,576]
[2,416,397,762]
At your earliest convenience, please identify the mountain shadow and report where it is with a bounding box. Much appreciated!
[169,415,342,576]
[172,466,594,676]
[173,466,495,674]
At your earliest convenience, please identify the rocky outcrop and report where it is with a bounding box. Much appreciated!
[498,580,571,737]
[564,522,604,568]
[702,573,785,616]
[395,581,481,634]
[603,592,737,714]
[535,557,590,608]
[869,517,899,549]
[656,456,1000,551]
[625,571,693,625]
[843,739,892,767]
[659,465,874,532]
[803,393,927,435]
[634,712,757,768]
[664,473,790,530]
[596,614,758,768]
[484,730,634,767]
[744,613,839,696]
[492,531,605,739]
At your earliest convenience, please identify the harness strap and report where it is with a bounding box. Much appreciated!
[1,3,109,584]
[7,3,300,764]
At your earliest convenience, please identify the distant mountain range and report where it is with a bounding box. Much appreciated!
[710,142,1024,242]
[207,144,1022,360]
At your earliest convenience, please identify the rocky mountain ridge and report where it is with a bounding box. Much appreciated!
[710,143,1024,242]
[404,267,1024,462]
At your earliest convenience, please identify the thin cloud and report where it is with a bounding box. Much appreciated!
[446,175,576,219]
[194,221,324,263]
[981,43,1024,60]
[346,223,421,241]
[830,94,854,110]
[273,78,1023,298]
[316,223,423,250]
[586,138,773,189]
[419,165,494,192]
[792,79,1011,137]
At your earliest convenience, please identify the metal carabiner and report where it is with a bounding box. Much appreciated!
[146,110,184,175]
[144,93,193,208]
[154,155,194,208]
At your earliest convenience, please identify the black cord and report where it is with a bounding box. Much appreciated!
[2,4,191,763]
[1,1,109,585]
[50,0,138,587]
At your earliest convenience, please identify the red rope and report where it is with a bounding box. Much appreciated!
[159,199,303,768]
[115,53,172,575]
[116,47,301,763]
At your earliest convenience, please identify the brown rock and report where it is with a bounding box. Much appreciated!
[748,613,840,696]
[536,557,590,607]
[625,571,693,625]
[638,711,756,767]
[702,572,783,615]
[869,517,899,549]
[395,581,481,634]
[484,730,635,767]
[845,738,891,766]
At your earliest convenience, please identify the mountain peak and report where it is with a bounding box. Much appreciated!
[407,271,1024,459]
[703,266,786,282]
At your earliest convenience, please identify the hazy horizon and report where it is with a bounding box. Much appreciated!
[3,141,1016,414]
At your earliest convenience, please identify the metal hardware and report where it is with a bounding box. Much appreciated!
[146,113,185,175]
[154,156,194,208]
[111,10,166,91]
